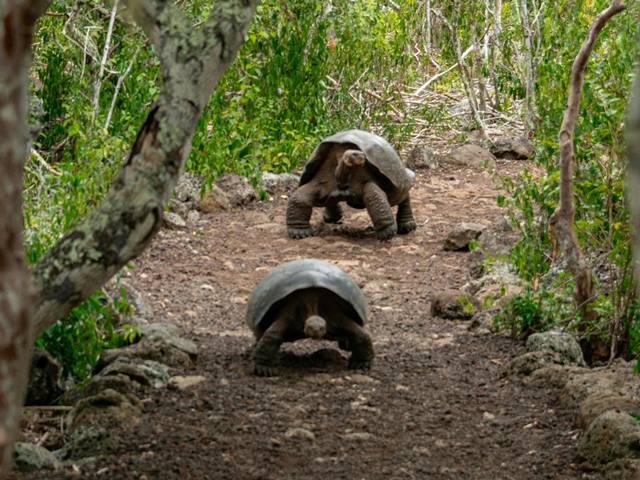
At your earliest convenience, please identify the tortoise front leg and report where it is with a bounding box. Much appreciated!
[252,318,288,376]
[340,322,374,370]
[286,183,316,239]
[362,182,396,240]
[396,196,417,234]
[323,203,343,224]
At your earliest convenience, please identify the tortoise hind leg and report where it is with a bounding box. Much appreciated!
[323,203,343,224]
[363,182,396,240]
[252,318,288,376]
[396,196,417,234]
[286,184,316,239]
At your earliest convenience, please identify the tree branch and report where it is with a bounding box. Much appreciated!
[550,0,626,321]
[627,56,640,297]
[31,0,257,337]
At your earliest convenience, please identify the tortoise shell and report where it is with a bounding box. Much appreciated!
[300,129,413,192]
[246,259,368,334]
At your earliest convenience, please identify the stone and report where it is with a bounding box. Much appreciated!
[506,351,573,376]
[407,145,439,170]
[168,198,191,218]
[25,348,63,406]
[68,389,143,432]
[168,375,206,390]
[214,173,257,207]
[431,290,477,320]
[163,212,186,230]
[174,172,204,205]
[187,210,201,225]
[13,442,62,471]
[139,323,198,359]
[561,366,640,409]
[445,144,496,169]
[526,330,586,366]
[443,222,486,251]
[604,458,640,480]
[56,425,120,461]
[578,410,640,465]
[489,137,535,160]
[578,392,640,429]
[99,357,170,389]
[83,373,145,398]
[284,428,315,441]
[200,186,230,213]
[342,432,373,441]
[526,365,587,389]
[258,172,300,194]
[96,339,193,372]
[114,279,154,324]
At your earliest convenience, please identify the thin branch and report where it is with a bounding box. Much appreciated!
[104,47,140,131]
[92,0,119,123]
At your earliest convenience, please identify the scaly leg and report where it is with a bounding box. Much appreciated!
[323,203,343,224]
[340,322,374,370]
[252,318,288,376]
[363,182,396,240]
[286,183,316,239]
[396,196,417,234]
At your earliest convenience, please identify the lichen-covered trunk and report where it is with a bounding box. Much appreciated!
[30,0,257,337]
[0,1,51,474]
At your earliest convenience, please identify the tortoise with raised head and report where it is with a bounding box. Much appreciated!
[286,129,417,240]
[246,259,373,376]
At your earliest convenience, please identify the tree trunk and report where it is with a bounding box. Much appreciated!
[549,0,626,323]
[0,2,52,474]
[31,0,257,338]
[627,46,640,297]
[0,0,256,474]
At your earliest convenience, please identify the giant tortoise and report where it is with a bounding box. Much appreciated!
[286,129,417,240]
[246,259,373,376]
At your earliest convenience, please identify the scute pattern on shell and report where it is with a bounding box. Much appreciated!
[300,129,413,192]
[245,259,368,333]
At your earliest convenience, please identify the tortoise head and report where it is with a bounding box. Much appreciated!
[335,149,366,189]
[304,315,327,339]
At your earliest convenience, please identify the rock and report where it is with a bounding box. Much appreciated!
[561,366,640,409]
[13,442,62,471]
[83,373,145,398]
[258,172,300,194]
[474,282,522,310]
[443,222,486,251]
[407,145,439,170]
[445,144,496,170]
[526,330,586,366]
[430,290,477,320]
[168,198,191,218]
[342,432,373,441]
[25,348,63,406]
[168,375,206,390]
[99,357,170,389]
[174,172,204,205]
[578,392,640,429]
[507,351,573,376]
[114,279,154,324]
[526,365,587,389]
[284,428,315,441]
[200,186,230,213]
[96,339,193,372]
[490,137,535,160]
[187,210,201,225]
[347,374,376,384]
[163,212,186,230]
[578,410,640,465]
[476,227,520,258]
[214,173,257,207]
[57,425,120,461]
[139,323,198,359]
[604,458,640,480]
[68,389,143,432]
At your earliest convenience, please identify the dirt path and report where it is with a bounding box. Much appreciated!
[17,161,601,479]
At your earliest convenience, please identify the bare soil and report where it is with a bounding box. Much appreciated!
[13,161,603,479]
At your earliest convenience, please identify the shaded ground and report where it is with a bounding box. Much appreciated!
[14,161,601,479]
